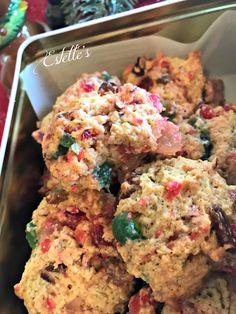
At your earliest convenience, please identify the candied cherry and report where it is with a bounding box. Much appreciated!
[200,105,216,119]
[166,181,183,200]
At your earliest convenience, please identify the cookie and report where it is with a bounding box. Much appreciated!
[112,157,235,306]
[15,190,134,314]
[42,83,181,192]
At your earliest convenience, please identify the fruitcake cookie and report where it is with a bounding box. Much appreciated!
[15,190,134,314]
[42,83,181,192]
[112,157,236,306]
[123,52,205,122]
[162,274,236,314]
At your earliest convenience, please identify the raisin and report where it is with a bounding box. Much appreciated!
[211,205,236,246]
[98,82,118,96]
[90,224,109,246]
[132,57,145,76]
[40,271,55,284]
[45,262,67,274]
[139,77,153,91]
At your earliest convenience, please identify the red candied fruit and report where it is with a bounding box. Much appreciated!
[67,151,74,162]
[190,226,209,240]
[190,232,199,240]
[46,297,56,311]
[149,94,162,112]
[129,293,141,314]
[67,206,80,214]
[160,60,170,69]
[155,229,162,238]
[40,239,51,253]
[131,117,143,125]
[138,196,149,206]
[188,71,194,81]
[140,289,155,305]
[200,105,217,119]
[77,149,85,162]
[166,181,183,200]
[43,218,58,232]
[80,80,94,93]
[67,150,84,162]
[75,227,87,245]
[71,185,78,193]
[129,289,155,314]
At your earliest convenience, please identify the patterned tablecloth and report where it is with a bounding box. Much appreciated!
[0,0,160,143]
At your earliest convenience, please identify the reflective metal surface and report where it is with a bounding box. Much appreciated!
[0,0,236,313]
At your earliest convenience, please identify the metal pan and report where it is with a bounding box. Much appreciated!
[0,1,236,313]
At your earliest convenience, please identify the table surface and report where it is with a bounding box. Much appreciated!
[0,0,160,144]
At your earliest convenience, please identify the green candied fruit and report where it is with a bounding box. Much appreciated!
[51,133,76,160]
[161,101,177,121]
[112,212,145,244]
[26,221,38,249]
[92,162,112,189]
[200,131,213,160]
[188,117,197,127]
[101,71,112,82]
[59,133,76,148]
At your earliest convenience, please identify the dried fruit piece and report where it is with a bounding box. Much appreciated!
[40,271,55,284]
[98,81,118,96]
[51,133,75,160]
[165,181,183,200]
[200,105,217,119]
[92,162,113,189]
[161,101,177,121]
[211,205,236,246]
[26,222,38,249]
[132,57,145,76]
[200,131,213,160]
[101,71,112,82]
[139,77,153,91]
[40,239,51,253]
[112,212,145,244]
